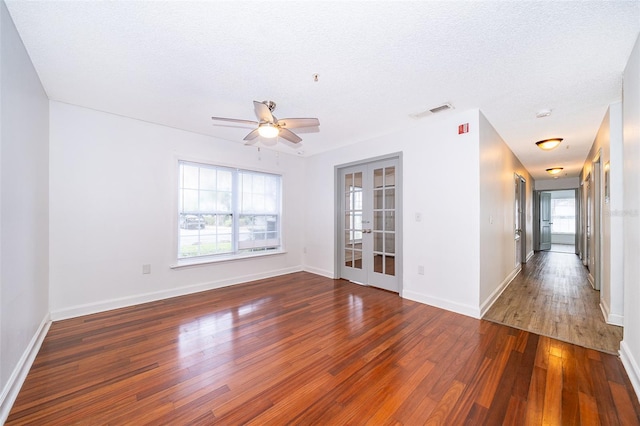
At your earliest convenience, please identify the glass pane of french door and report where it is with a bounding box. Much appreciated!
[339,158,399,293]
[372,166,395,276]
[344,171,363,270]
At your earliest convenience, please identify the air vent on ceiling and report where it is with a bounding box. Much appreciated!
[410,103,454,119]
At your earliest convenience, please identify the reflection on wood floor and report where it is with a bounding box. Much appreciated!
[7,272,639,424]
[484,250,622,354]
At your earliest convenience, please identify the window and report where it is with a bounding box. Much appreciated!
[551,198,575,233]
[178,161,281,260]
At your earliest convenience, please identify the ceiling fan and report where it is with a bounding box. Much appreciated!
[211,100,319,145]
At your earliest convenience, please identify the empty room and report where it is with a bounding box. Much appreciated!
[2,1,640,424]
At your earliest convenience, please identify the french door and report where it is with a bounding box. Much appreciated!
[339,158,399,293]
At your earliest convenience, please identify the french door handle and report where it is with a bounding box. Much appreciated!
[363,229,372,233]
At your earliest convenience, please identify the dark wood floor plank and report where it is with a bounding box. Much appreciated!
[542,352,563,425]
[6,270,640,424]
[610,381,640,426]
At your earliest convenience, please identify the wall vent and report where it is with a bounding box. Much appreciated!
[409,103,454,119]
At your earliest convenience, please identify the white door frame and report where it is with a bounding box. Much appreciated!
[590,151,603,290]
[514,174,527,264]
[334,153,403,293]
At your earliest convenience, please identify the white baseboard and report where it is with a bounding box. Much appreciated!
[588,273,595,289]
[479,265,522,317]
[402,290,480,319]
[619,340,640,405]
[302,265,335,279]
[0,314,51,424]
[526,250,534,262]
[599,301,624,326]
[607,312,624,326]
[51,266,303,321]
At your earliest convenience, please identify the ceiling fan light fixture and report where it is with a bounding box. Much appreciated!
[258,123,279,138]
[535,138,563,150]
[546,167,564,175]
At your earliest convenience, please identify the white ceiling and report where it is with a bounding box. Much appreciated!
[5,1,640,180]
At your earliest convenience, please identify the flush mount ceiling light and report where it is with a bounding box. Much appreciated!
[536,138,563,150]
[546,167,564,175]
[257,122,280,138]
[536,109,552,118]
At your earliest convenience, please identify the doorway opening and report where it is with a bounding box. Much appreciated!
[514,174,527,266]
[535,189,578,254]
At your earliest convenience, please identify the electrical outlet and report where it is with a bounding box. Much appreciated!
[142,264,151,274]
[418,265,425,275]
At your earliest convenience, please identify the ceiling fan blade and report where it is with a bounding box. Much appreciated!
[277,118,320,129]
[278,128,302,144]
[253,101,274,123]
[211,117,258,126]
[243,128,260,141]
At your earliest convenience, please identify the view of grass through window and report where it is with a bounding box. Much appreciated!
[178,161,281,259]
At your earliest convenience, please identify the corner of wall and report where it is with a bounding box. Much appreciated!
[620,341,640,405]
[0,314,51,424]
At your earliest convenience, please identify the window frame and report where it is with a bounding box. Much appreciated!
[174,159,284,267]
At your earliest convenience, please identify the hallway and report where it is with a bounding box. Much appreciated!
[484,250,623,354]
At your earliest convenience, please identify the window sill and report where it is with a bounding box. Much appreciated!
[170,250,287,269]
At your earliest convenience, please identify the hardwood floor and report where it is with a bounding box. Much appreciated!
[484,250,623,354]
[7,272,640,425]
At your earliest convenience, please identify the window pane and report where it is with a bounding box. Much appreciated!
[385,167,395,187]
[218,170,233,191]
[183,189,199,211]
[374,189,383,209]
[353,190,363,210]
[385,188,395,209]
[183,165,199,189]
[200,168,216,190]
[374,168,383,188]
[345,173,353,192]
[374,232,383,252]
[178,162,281,259]
[385,211,395,231]
[199,190,216,211]
[551,198,575,233]
[217,191,232,212]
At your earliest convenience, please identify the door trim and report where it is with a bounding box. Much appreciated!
[334,153,403,293]
[514,174,527,264]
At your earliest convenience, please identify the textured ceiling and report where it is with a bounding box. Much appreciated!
[5,1,640,180]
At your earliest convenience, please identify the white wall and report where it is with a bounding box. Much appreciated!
[608,102,624,325]
[0,1,50,420]
[49,102,306,318]
[582,103,624,326]
[535,177,580,190]
[478,111,534,314]
[621,33,640,400]
[305,109,486,318]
